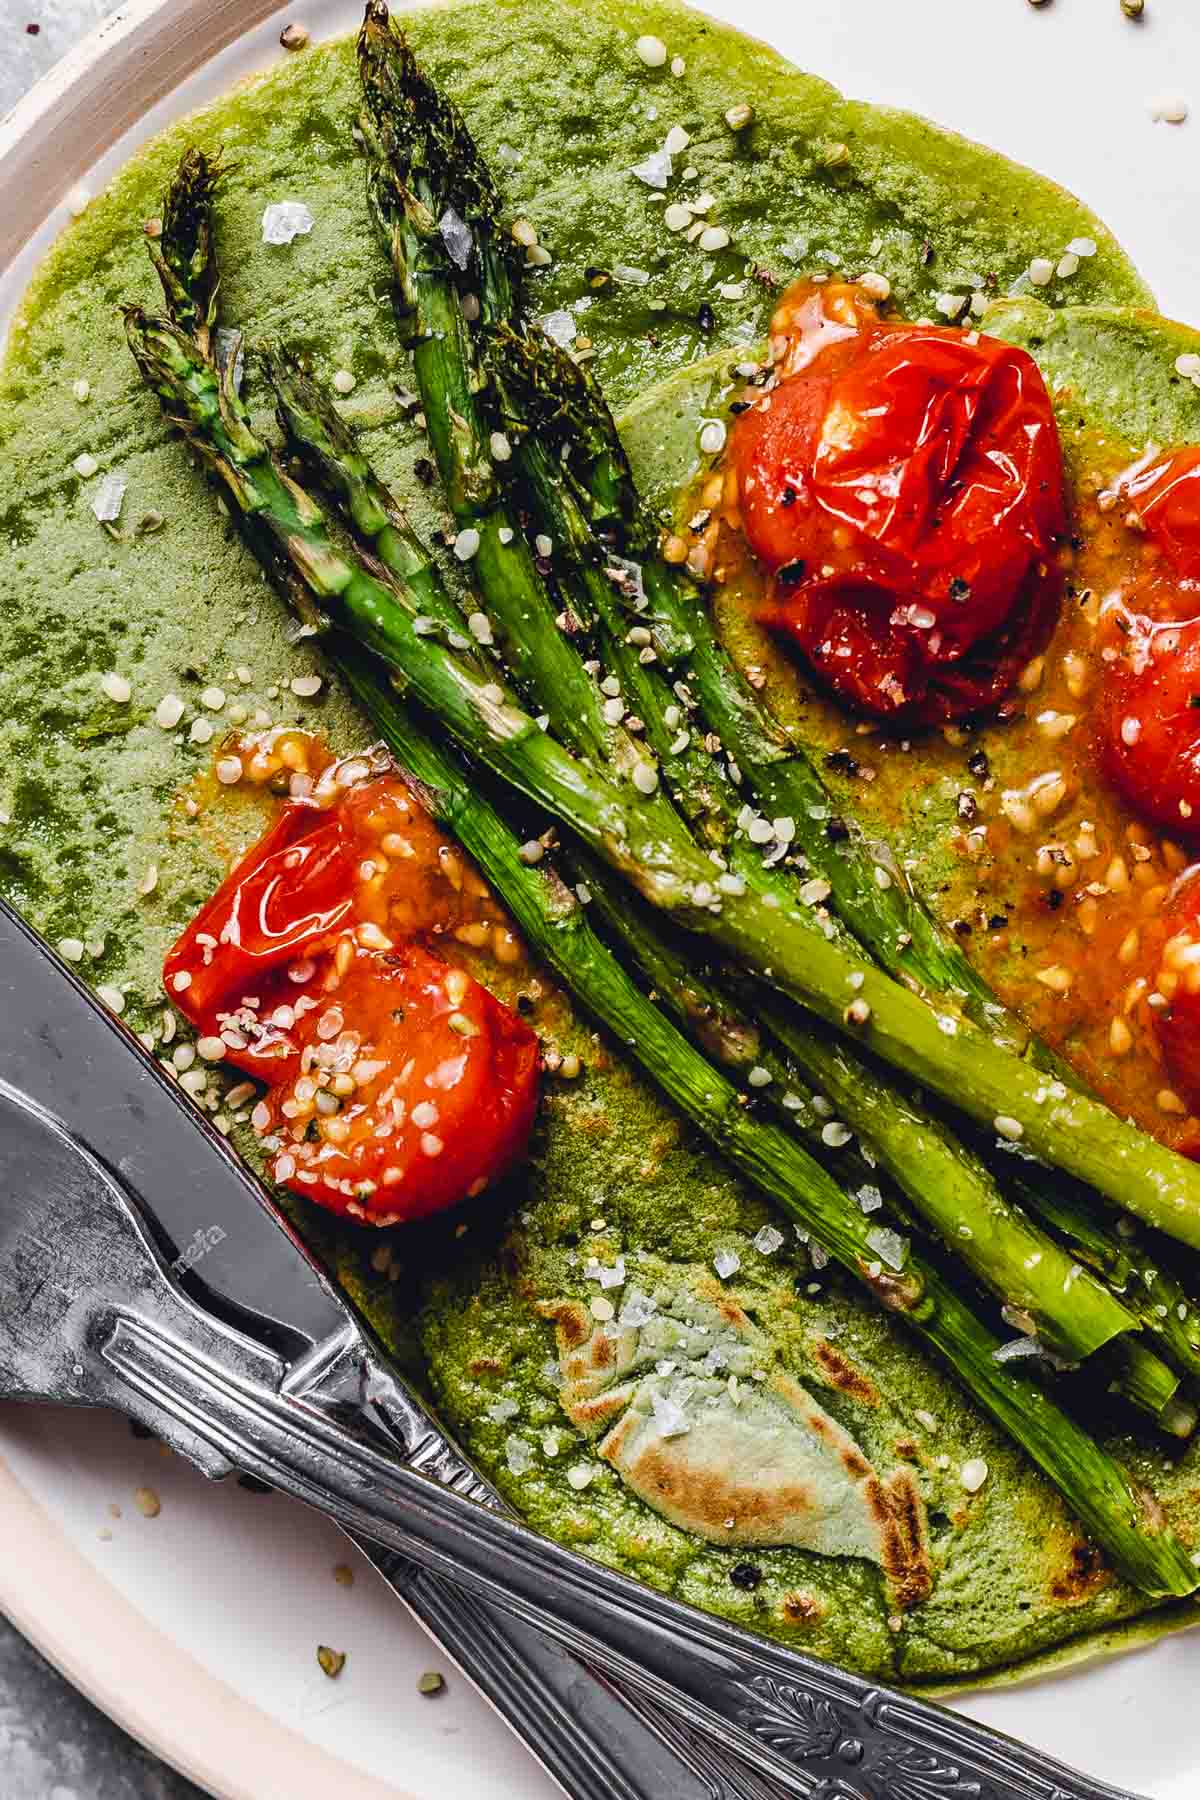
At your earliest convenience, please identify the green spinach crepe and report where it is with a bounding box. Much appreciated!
[1,0,1196,1688]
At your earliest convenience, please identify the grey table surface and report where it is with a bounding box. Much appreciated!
[3,20,209,1799]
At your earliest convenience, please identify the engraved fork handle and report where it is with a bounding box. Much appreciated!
[94,1305,1146,1800]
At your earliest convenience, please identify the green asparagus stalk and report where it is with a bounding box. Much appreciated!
[125,155,1200,1596]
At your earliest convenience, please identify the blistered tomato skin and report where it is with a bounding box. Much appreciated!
[1095,449,1200,841]
[257,943,540,1224]
[1097,613,1200,838]
[1152,874,1200,1119]
[165,772,541,1225]
[1122,447,1200,583]
[730,282,1067,724]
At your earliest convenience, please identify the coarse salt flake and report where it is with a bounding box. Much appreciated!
[332,368,356,395]
[753,1224,784,1255]
[504,1434,533,1476]
[651,1391,690,1438]
[618,1287,658,1326]
[1028,258,1055,287]
[438,206,473,270]
[90,472,127,523]
[566,1462,595,1490]
[866,1226,908,1270]
[537,309,576,349]
[713,1248,741,1279]
[699,420,727,454]
[632,147,673,190]
[291,674,323,698]
[100,671,131,704]
[698,225,730,253]
[73,452,98,479]
[261,200,314,244]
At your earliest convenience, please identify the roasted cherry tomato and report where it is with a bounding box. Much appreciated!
[1122,447,1200,586]
[255,941,540,1223]
[1096,612,1200,838]
[165,771,540,1224]
[1150,872,1200,1117]
[730,282,1066,724]
[1094,449,1200,839]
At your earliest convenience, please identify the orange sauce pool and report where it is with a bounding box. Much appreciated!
[684,291,1200,1153]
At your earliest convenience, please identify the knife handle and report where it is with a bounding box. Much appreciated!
[92,1303,1144,1800]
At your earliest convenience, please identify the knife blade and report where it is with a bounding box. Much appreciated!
[0,896,763,1800]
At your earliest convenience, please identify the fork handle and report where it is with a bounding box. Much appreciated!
[93,1305,1143,1800]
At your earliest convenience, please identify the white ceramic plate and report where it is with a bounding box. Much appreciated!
[5,1,1200,1795]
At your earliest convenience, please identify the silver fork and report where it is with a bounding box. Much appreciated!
[0,990,1144,1799]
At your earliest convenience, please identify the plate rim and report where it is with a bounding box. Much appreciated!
[2,0,1199,1792]
[0,1419,412,1800]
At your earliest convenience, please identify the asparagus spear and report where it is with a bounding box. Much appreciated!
[147,146,222,360]
[125,160,1199,1597]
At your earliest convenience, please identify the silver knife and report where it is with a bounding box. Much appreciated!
[0,896,1145,1800]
